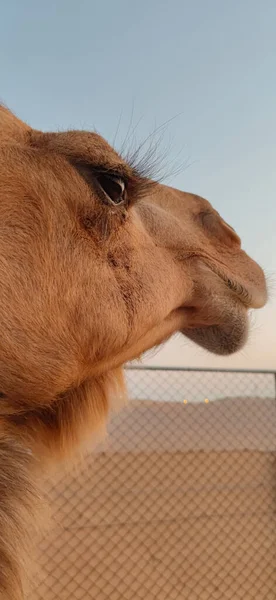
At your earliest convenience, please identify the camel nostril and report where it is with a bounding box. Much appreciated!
[199,211,241,248]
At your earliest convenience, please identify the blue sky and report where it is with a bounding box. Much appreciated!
[1,0,275,369]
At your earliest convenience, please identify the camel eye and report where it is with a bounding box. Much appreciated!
[97,174,126,206]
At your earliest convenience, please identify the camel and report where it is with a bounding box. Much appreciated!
[0,105,267,599]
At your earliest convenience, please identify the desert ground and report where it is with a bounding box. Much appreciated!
[30,397,276,600]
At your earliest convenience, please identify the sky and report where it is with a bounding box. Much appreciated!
[1,0,276,370]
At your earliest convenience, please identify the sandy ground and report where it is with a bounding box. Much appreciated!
[30,398,276,600]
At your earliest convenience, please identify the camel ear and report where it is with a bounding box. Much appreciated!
[0,105,30,145]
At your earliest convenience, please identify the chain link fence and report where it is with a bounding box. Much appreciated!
[30,368,276,600]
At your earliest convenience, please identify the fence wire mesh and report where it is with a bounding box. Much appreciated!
[30,368,276,600]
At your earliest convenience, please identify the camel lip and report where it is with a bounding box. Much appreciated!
[199,259,267,310]
[180,306,249,356]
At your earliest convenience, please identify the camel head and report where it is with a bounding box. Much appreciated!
[0,106,267,450]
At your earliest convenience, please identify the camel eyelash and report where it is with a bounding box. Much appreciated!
[72,158,156,207]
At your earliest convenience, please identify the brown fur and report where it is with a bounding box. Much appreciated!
[0,105,267,598]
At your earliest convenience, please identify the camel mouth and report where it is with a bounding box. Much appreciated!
[178,259,253,355]
[177,251,267,355]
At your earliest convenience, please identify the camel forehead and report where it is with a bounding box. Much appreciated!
[0,105,121,166]
[30,129,131,175]
[0,106,214,213]
[0,105,217,220]
[28,133,215,214]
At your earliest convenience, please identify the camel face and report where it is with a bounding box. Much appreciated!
[0,107,267,406]
[0,105,268,600]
